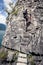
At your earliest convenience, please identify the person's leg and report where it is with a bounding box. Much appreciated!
[26,22,27,32]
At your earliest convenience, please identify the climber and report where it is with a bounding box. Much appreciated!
[23,9,28,21]
[23,9,31,32]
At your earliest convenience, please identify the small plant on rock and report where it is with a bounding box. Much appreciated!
[12,8,19,16]
[0,51,8,60]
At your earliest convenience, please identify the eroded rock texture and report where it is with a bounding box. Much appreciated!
[1,0,43,65]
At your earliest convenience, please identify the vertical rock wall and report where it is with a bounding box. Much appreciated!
[1,0,43,65]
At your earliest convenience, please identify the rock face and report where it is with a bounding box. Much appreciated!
[1,0,43,65]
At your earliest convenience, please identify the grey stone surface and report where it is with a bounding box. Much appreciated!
[1,0,43,65]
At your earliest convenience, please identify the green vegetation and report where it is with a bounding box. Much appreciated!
[13,51,19,61]
[12,9,19,16]
[31,61,36,65]
[27,54,36,65]
[27,54,32,59]
[0,51,7,59]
